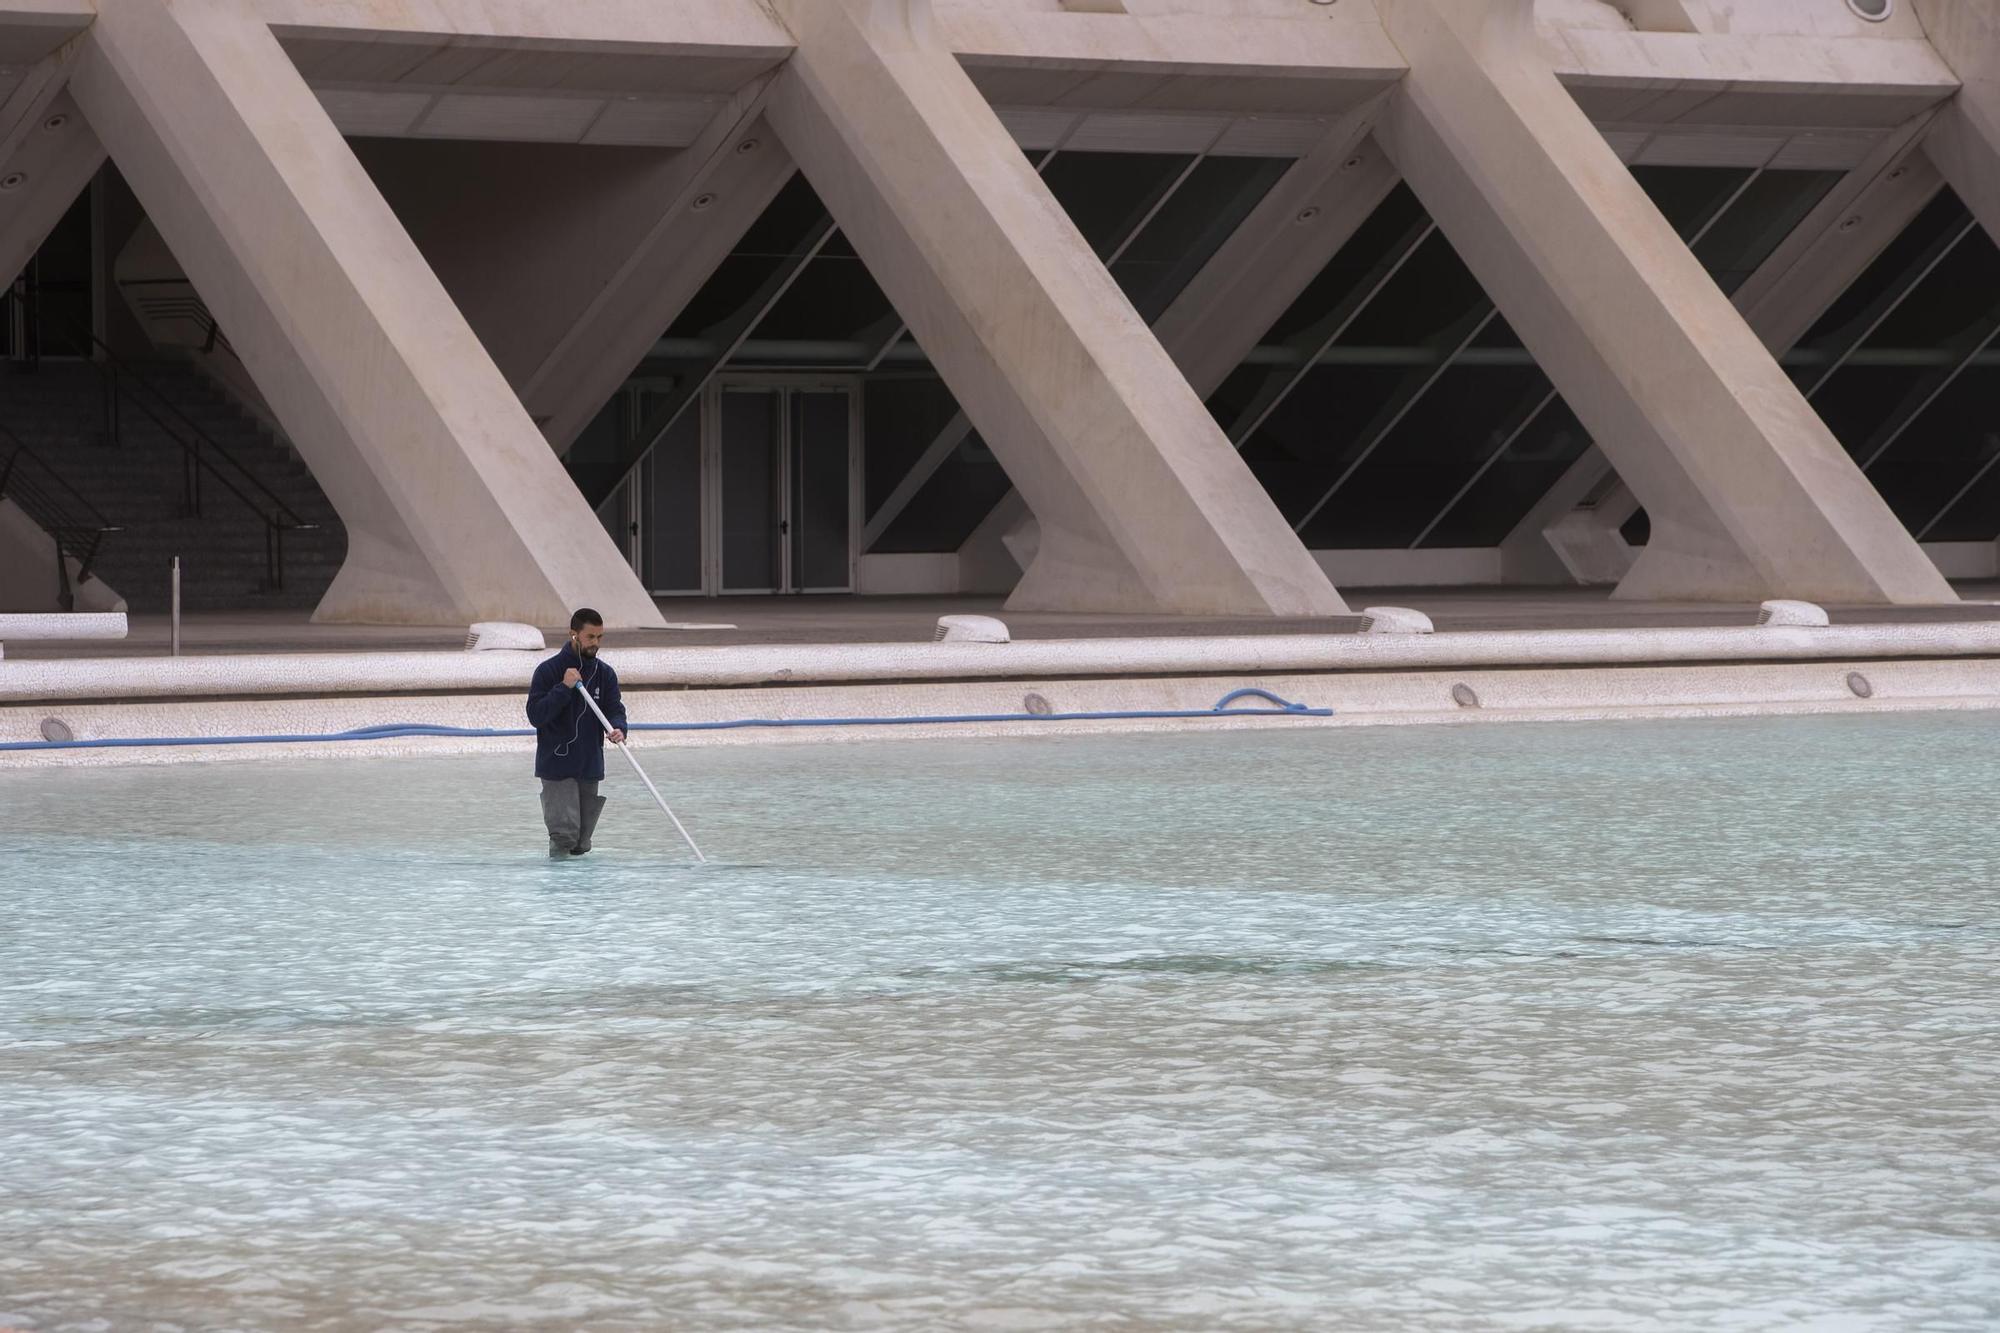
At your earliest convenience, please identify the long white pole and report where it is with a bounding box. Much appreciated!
[572,681,707,863]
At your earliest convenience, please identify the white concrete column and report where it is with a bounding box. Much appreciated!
[67,0,663,627]
[0,87,101,294]
[1375,0,1954,605]
[764,0,1345,616]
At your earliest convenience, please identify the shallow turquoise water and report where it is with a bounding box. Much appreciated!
[2,713,1998,1331]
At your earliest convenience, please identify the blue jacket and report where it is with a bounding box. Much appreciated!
[526,643,627,781]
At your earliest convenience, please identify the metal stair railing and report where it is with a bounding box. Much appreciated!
[62,325,317,592]
[0,422,123,612]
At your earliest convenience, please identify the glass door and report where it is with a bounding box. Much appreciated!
[633,381,856,595]
[717,389,785,593]
[789,390,854,593]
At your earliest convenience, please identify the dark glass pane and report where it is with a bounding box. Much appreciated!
[1630,165,1750,236]
[791,391,853,589]
[1420,395,1591,548]
[873,432,1012,554]
[1039,152,1195,256]
[17,190,94,355]
[1797,190,1968,350]
[1866,365,2000,531]
[1261,184,1428,344]
[740,253,896,352]
[1812,365,1930,460]
[719,390,782,589]
[1922,420,2000,542]
[1332,229,1486,349]
[1299,363,1547,548]
[642,402,702,593]
[665,173,826,339]
[1237,365,1410,523]
[1622,509,1650,547]
[1110,156,1291,322]
[1864,216,2000,351]
[1690,170,1843,295]
[863,377,962,520]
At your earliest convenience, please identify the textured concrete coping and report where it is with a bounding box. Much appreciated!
[5,621,2000,704]
[0,612,128,653]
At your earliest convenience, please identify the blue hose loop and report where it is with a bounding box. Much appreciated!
[0,687,1331,752]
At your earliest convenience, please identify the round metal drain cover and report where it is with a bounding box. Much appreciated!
[39,717,74,743]
[1846,671,1875,699]
[1023,692,1054,716]
[1451,683,1481,709]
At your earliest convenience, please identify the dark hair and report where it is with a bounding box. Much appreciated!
[570,608,603,634]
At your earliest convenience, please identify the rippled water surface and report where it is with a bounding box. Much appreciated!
[3,713,1999,1331]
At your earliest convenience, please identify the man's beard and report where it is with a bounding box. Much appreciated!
[578,643,599,658]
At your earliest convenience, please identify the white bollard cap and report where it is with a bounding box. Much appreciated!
[1359,606,1435,635]
[934,615,1011,644]
[465,621,547,652]
[1756,600,1830,628]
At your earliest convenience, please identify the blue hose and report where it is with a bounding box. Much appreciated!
[1,686,1330,753]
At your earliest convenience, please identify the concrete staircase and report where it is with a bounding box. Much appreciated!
[0,359,345,612]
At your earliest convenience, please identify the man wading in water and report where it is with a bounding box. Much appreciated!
[527,608,627,858]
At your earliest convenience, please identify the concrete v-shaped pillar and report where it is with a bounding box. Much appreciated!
[67,0,664,627]
[763,0,1346,616]
[1374,0,1954,605]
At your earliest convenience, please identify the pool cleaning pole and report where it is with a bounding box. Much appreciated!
[572,681,707,863]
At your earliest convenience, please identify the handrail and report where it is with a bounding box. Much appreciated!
[58,324,315,591]
[0,420,122,611]
[70,327,308,528]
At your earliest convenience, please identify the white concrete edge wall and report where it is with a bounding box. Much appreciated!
[860,546,1991,596]
[5,657,1996,769]
[5,622,2000,703]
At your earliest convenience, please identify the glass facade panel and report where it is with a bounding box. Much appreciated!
[873,431,1012,554]
[862,377,961,521]
[1300,363,1548,549]
[1784,188,2000,540]
[1419,398,1591,549]
[719,390,783,591]
[791,391,853,590]
[1109,156,1291,322]
[1038,153,1196,256]
[642,405,703,594]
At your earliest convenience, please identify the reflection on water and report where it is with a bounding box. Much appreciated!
[3,713,1998,1331]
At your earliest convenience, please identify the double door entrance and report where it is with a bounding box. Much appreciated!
[618,380,857,596]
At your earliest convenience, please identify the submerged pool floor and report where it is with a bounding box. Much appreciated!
[2,714,1997,1331]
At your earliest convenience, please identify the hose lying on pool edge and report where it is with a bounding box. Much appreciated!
[1,687,1331,752]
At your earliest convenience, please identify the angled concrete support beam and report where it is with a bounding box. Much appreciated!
[347,86,793,457]
[514,91,795,455]
[1374,0,1953,605]
[1153,110,1398,406]
[69,0,663,627]
[958,114,1400,590]
[1,80,103,292]
[765,0,1344,615]
[1509,112,1949,585]
[1735,111,1947,357]
[1914,1,2000,250]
